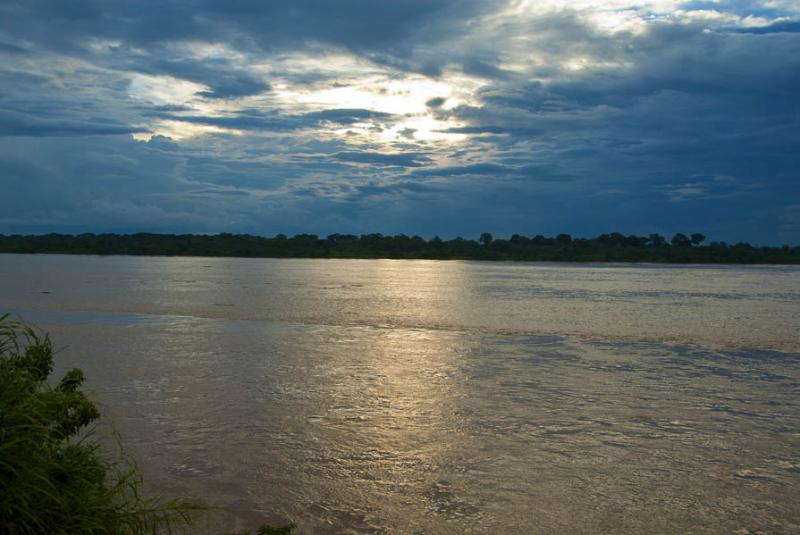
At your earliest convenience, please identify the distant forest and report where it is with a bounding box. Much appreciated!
[1,232,798,264]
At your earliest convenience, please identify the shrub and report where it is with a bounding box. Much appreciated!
[0,313,197,534]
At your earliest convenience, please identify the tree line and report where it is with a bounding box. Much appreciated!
[0,231,798,263]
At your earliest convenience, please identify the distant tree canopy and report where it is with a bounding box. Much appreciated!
[671,233,692,248]
[0,232,797,264]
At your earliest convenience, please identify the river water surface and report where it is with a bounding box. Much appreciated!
[1,255,799,533]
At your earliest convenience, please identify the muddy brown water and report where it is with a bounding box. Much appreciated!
[2,254,799,533]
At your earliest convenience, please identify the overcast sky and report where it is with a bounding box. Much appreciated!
[1,0,798,243]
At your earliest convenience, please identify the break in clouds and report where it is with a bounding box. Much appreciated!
[0,0,798,243]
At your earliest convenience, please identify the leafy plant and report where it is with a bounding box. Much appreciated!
[0,313,200,534]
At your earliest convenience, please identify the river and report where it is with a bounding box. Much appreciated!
[1,254,798,533]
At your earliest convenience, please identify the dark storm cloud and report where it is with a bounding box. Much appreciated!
[0,41,27,54]
[151,108,394,133]
[156,111,304,132]
[0,0,486,117]
[437,17,800,181]
[0,0,483,55]
[411,163,511,177]
[732,20,800,33]
[348,180,441,200]
[82,43,272,99]
[334,151,431,167]
[0,1,798,243]
[152,62,271,100]
[303,109,393,125]
[0,110,144,137]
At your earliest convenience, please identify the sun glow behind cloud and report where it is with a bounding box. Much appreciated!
[119,1,795,150]
[293,76,452,115]
[127,74,204,106]
[122,1,783,145]
[282,72,479,142]
[5,0,796,241]
[126,50,482,144]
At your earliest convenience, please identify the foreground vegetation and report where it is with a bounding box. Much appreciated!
[1,232,799,264]
[0,314,294,534]
[0,314,199,533]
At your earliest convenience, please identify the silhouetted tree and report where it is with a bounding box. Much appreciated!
[690,233,706,246]
[671,233,692,247]
[555,233,572,245]
[648,234,666,247]
[626,235,649,247]
[479,232,493,246]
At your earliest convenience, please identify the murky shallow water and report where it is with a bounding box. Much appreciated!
[1,255,799,533]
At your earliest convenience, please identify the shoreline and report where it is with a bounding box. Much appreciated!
[2,251,799,266]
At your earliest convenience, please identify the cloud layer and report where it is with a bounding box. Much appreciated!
[1,0,798,243]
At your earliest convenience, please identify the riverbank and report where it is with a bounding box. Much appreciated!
[2,232,798,264]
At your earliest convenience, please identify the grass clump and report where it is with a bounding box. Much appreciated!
[0,313,198,533]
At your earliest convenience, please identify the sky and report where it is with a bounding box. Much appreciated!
[1,1,798,244]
